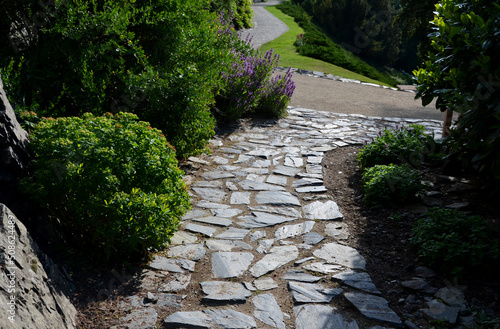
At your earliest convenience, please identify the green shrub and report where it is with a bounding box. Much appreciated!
[413,0,500,181]
[22,112,190,261]
[255,68,295,118]
[411,208,500,279]
[357,124,433,169]
[0,0,241,158]
[212,0,253,29]
[361,164,424,205]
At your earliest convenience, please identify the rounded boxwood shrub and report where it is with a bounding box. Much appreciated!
[357,124,432,169]
[22,112,190,261]
[411,208,500,280]
[361,164,424,205]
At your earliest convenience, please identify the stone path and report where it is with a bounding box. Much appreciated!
[115,107,445,328]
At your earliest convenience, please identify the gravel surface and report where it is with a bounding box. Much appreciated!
[241,1,446,122]
[239,1,288,49]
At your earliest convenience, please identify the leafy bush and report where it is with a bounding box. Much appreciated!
[411,208,500,279]
[0,0,243,158]
[361,164,424,205]
[413,0,500,181]
[357,124,433,169]
[276,2,398,86]
[215,49,295,121]
[256,68,295,118]
[22,112,190,261]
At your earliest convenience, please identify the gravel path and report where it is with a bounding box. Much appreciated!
[241,1,446,122]
[239,1,288,49]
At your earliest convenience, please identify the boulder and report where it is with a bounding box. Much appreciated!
[0,78,31,181]
[0,204,77,328]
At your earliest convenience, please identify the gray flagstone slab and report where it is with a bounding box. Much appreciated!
[307,156,323,164]
[212,252,254,278]
[205,239,253,251]
[159,273,191,292]
[274,221,315,240]
[313,242,366,269]
[193,180,223,187]
[214,227,250,240]
[266,175,288,186]
[170,231,198,245]
[253,293,286,329]
[324,222,350,240]
[344,291,402,327]
[256,239,274,254]
[273,165,303,177]
[292,178,324,187]
[234,154,255,164]
[182,208,211,220]
[226,181,239,191]
[255,191,301,206]
[193,187,227,202]
[220,147,243,154]
[185,223,216,237]
[303,232,324,245]
[248,205,302,218]
[251,159,271,168]
[289,281,343,303]
[200,281,251,302]
[164,311,212,328]
[238,211,297,228]
[204,309,257,329]
[249,230,266,241]
[238,179,286,191]
[210,156,229,165]
[303,201,343,220]
[167,244,206,261]
[246,174,266,182]
[303,262,344,274]
[200,171,235,180]
[283,269,322,283]
[210,208,243,218]
[250,245,299,277]
[247,148,281,159]
[149,256,195,273]
[306,164,323,174]
[294,304,359,329]
[296,186,327,193]
[120,308,157,329]
[253,277,278,291]
[191,216,233,227]
[284,156,304,167]
[230,192,251,205]
[332,270,381,294]
[197,201,230,209]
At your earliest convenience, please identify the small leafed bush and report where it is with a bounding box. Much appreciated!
[411,208,500,280]
[22,112,190,261]
[357,124,432,169]
[256,68,295,118]
[361,164,424,205]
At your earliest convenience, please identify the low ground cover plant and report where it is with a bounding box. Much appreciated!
[411,208,500,280]
[22,112,190,261]
[357,124,434,169]
[361,164,424,205]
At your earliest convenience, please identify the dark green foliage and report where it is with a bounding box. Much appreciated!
[0,0,237,158]
[357,124,433,169]
[361,164,423,205]
[290,0,403,69]
[414,0,500,182]
[22,112,191,261]
[411,208,500,280]
[276,2,398,86]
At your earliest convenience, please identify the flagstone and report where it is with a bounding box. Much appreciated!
[212,252,254,278]
[250,246,299,277]
[255,191,301,206]
[205,239,253,251]
[191,216,232,227]
[313,242,366,269]
[253,293,286,329]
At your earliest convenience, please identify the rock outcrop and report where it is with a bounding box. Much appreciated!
[0,77,30,181]
[0,204,77,328]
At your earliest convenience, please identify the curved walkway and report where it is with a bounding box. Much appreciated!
[241,1,444,121]
[115,109,444,329]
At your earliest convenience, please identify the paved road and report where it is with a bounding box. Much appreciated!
[242,1,445,122]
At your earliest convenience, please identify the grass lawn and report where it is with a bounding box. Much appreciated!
[260,6,392,87]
